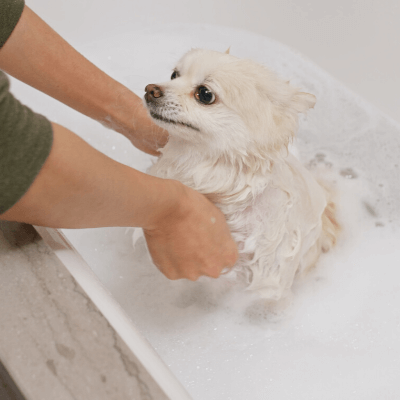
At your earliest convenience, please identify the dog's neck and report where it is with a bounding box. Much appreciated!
[152,136,285,206]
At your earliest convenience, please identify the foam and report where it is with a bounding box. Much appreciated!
[9,24,400,400]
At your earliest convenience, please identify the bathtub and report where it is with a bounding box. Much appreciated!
[11,2,400,399]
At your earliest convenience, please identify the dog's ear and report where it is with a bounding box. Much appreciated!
[225,46,231,55]
[291,92,316,113]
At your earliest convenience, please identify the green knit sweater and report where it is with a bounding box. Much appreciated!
[0,0,53,214]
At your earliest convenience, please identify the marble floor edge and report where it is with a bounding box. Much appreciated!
[0,221,171,400]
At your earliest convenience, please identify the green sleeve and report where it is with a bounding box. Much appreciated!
[0,0,53,214]
[0,0,25,48]
[0,73,53,214]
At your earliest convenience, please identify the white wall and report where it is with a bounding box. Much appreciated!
[27,0,400,124]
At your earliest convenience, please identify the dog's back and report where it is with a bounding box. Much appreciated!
[224,153,338,300]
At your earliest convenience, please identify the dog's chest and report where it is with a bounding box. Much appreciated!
[150,150,326,242]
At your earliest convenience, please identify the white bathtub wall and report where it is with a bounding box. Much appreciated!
[27,0,400,125]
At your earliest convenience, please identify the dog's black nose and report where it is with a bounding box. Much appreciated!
[145,84,163,102]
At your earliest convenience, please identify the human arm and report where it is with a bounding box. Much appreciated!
[0,123,238,280]
[0,5,167,155]
[0,3,238,279]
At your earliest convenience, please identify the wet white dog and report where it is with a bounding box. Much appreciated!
[143,49,339,301]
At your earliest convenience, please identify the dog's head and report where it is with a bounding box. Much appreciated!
[144,49,315,162]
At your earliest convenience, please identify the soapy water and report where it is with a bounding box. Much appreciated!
[9,25,400,399]
[62,165,400,400]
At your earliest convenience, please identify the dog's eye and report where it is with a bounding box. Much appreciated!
[171,70,179,80]
[194,86,216,105]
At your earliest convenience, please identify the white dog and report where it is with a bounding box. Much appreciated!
[143,49,339,301]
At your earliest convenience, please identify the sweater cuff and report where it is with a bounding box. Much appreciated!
[0,0,25,48]
[0,74,53,214]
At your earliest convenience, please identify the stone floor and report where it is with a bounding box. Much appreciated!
[0,360,26,400]
[0,221,172,400]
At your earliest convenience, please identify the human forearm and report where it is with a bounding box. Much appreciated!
[0,4,239,280]
[1,122,238,279]
[0,6,167,155]
[0,123,175,229]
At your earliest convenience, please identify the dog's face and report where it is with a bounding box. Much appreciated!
[144,49,315,161]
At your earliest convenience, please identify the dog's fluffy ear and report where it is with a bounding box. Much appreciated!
[266,90,316,152]
[225,46,231,55]
[291,92,316,113]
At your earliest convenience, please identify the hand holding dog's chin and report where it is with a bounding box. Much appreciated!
[124,105,169,156]
[143,181,238,281]
[102,89,169,156]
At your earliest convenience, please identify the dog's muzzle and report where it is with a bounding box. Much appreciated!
[145,84,163,103]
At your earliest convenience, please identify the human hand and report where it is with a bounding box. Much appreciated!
[143,181,238,281]
[0,6,167,157]
[124,99,169,156]
[98,88,169,156]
